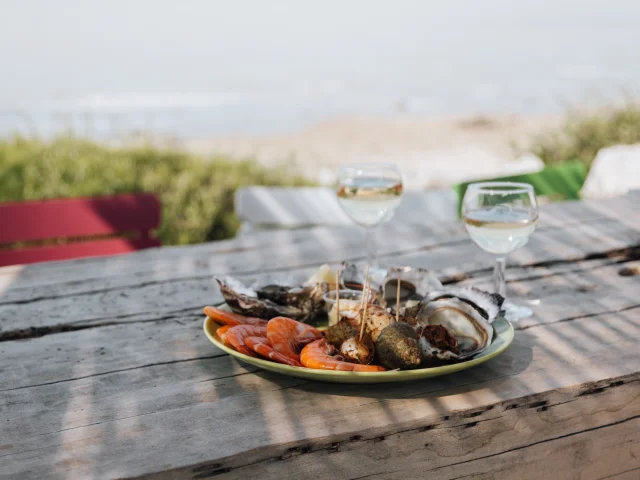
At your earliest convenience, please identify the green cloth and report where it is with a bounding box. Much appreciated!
[453,161,587,217]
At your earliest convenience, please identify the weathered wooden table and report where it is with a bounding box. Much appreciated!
[1,193,639,480]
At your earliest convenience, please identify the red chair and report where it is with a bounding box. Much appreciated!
[0,193,161,267]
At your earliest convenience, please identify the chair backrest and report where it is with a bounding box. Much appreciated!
[453,161,587,217]
[234,186,458,233]
[0,193,161,266]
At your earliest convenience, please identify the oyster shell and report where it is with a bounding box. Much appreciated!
[416,289,500,360]
[215,276,328,322]
[426,287,504,323]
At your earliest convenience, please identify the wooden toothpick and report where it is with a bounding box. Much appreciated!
[396,273,401,323]
[335,269,340,323]
[359,273,370,342]
[359,265,370,311]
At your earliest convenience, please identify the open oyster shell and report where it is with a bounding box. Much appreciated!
[426,287,504,324]
[215,276,328,322]
[416,288,504,361]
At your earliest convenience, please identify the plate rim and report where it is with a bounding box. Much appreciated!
[203,311,514,381]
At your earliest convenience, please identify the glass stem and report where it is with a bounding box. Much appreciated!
[365,226,377,266]
[494,257,506,298]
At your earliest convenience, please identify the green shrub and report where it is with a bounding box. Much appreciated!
[529,103,640,169]
[0,136,311,244]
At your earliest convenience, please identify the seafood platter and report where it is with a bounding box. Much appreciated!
[203,263,514,383]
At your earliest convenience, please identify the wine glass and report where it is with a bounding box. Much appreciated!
[462,182,539,321]
[336,163,403,265]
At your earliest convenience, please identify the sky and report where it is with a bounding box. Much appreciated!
[1,0,639,116]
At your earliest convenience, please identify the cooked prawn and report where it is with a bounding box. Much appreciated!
[245,336,303,367]
[266,317,323,362]
[217,325,233,344]
[225,325,267,357]
[204,306,268,327]
[300,339,385,372]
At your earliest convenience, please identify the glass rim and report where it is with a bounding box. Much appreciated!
[466,181,534,194]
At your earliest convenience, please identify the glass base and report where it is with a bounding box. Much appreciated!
[502,302,533,322]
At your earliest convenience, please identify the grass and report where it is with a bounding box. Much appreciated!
[528,103,640,169]
[0,136,311,245]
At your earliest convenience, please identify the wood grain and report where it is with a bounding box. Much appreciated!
[0,194,638,480]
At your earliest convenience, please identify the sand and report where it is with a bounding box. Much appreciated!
[174,113,562,188]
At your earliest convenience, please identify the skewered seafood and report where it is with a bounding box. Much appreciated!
[300,339,385,372]
[360,304,394,342]
[207,267,506,372]
[375,322,422,370]
[216,277,328,322]
[325,314,361,348]
[341,263,443,308]
[340,334,375,365]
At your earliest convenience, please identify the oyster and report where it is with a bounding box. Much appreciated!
[416,288,503,360]
[426,287,504,324]
[418,324,460,361]
[215,276,328,322]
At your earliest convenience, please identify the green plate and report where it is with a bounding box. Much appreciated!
[203,310,514,384]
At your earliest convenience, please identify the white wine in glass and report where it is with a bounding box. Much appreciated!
[462,182,539,321]
[336,164,403,265]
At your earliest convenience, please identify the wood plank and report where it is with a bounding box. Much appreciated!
[1,259,639,479]
[1,258,636,391]
[1,195,639,479]
[1,314,637,479]
[1,216,637,336]
[1,193,637,300]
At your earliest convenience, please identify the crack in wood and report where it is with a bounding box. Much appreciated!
[517,304,640,331]
[216,376,636,476]
[346,470,402,480]
[0,353,227,393]
[442,244,640,285]
[0,310,203,343]
[0,321,119,342]
[426,414,640,474]
[594,466,640,480]
[0,275,216,306]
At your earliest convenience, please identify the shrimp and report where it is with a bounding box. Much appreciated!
[225,325,267,357]
[266,317,323,362]
[217,325,233,344]
[204,306,268,327]
[300,339,385,372]
[245,336,303,367]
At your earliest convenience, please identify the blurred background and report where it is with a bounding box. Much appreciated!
[2,0,640,244]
